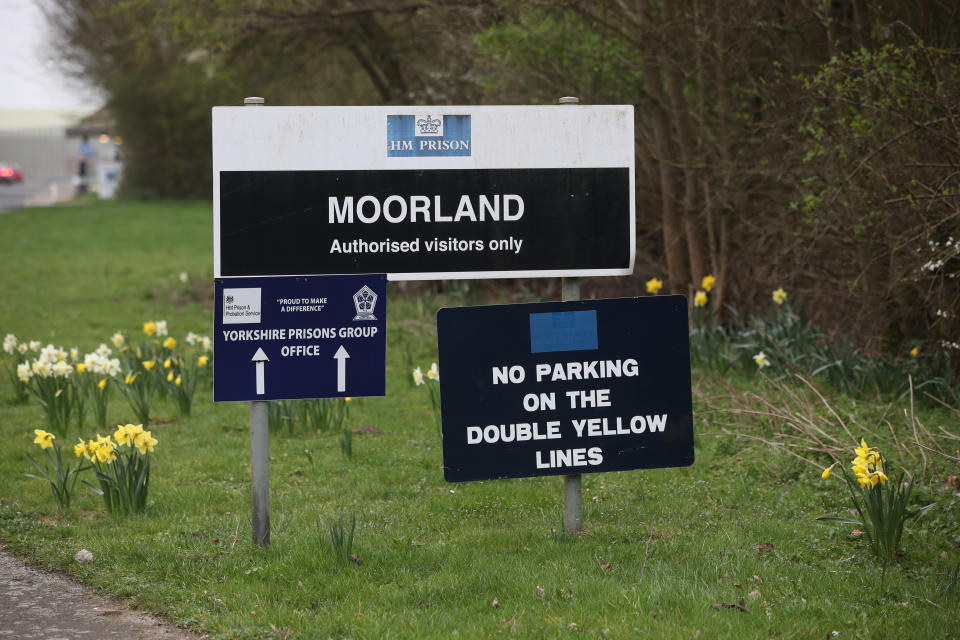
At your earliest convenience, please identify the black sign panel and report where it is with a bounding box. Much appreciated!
[437,296,694,482]
[219,169,630,278]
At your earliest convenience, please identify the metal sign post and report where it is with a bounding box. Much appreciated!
[559,96,582,535]
[244,95,270,547]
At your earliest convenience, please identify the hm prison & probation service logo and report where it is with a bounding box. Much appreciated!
[387,114,471,157]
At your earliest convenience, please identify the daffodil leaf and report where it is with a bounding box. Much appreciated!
[82,480,104,496]
[816,517,862,525]
[908,503,935,517]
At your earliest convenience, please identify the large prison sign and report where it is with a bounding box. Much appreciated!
[213,274,386,402]
[212,106,635,280]
[437,297,694,482]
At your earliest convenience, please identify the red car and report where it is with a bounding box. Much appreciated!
[0,162,23,184]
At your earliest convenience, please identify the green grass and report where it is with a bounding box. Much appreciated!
[1,200,959,638]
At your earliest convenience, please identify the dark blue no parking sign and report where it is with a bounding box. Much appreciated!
[214,275,386,402]
[437,296,694,482]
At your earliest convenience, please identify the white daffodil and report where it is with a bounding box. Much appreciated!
[155,320,168,337]
[413,367,424,386]
[2,334,16,354]
[52,360,74,377]
[106,358,121,376]
[427,362,439,381]
[111,332,125,348]
[753,351,770,368]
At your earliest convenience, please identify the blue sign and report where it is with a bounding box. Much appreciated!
[214,275,387,402]
[386,114,471,157]
[437,296,694,482]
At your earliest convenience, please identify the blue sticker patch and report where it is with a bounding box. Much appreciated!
[387,114,471,157]
[529,310,598,353]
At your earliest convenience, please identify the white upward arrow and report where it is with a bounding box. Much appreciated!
[333,345,350,393]
[251,347,269,395]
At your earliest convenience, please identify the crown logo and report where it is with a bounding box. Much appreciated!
[416,115,442,135]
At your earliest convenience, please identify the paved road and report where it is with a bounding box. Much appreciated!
[0,549,205,639]
[0,175,74,214]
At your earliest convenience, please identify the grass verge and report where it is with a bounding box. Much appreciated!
[1,200,959,638]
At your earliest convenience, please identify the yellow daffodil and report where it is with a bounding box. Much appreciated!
[143,321,157,336]
[98,378,107,390]
[74,438,89,460]
[133,430,157,455]
[910,346,918,357]
[175,375,182,386]
[694,290,708,307]
[344,397,352,403]
[167,371,174,382]
[142,359,156,371]
[163,337,176,350]
[33,429,55,449]
[821,465,833,479]
[701,274,716,292]
[772,287,788,305]
[92,434,117,463]
[197,355,209,368]
[851,438,887,488]
[645,277,663,294]
[76,362,87,374]
[113,424,133,446]
[125,372,137,385]
[163,358,172,369]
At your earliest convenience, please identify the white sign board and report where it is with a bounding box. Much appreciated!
[212,105,635,280]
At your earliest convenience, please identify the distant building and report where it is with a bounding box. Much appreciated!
[0,108,91,180]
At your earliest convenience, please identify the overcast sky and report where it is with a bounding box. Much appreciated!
[0,0,101,110]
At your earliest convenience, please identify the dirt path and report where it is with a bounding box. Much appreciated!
[0,548,205,639]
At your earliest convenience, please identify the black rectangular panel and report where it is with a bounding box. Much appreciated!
[437,296,694,482]
[219,169,630,277]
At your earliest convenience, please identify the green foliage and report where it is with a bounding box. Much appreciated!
[23,435,88,510]
[268,398,349,436]
[474,6,643,104]
[689,296,959,402]
[795,42,960,361]
[338,425,353,460]
[325,513,356,563]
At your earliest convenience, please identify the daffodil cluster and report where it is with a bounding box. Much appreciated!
[80,423,158,514]
[818,438,933,566]
[24,428,89,510]
[3,322,212,432]
[413,363,441,429]
[852,438,888,488]
[117,320,213,424]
